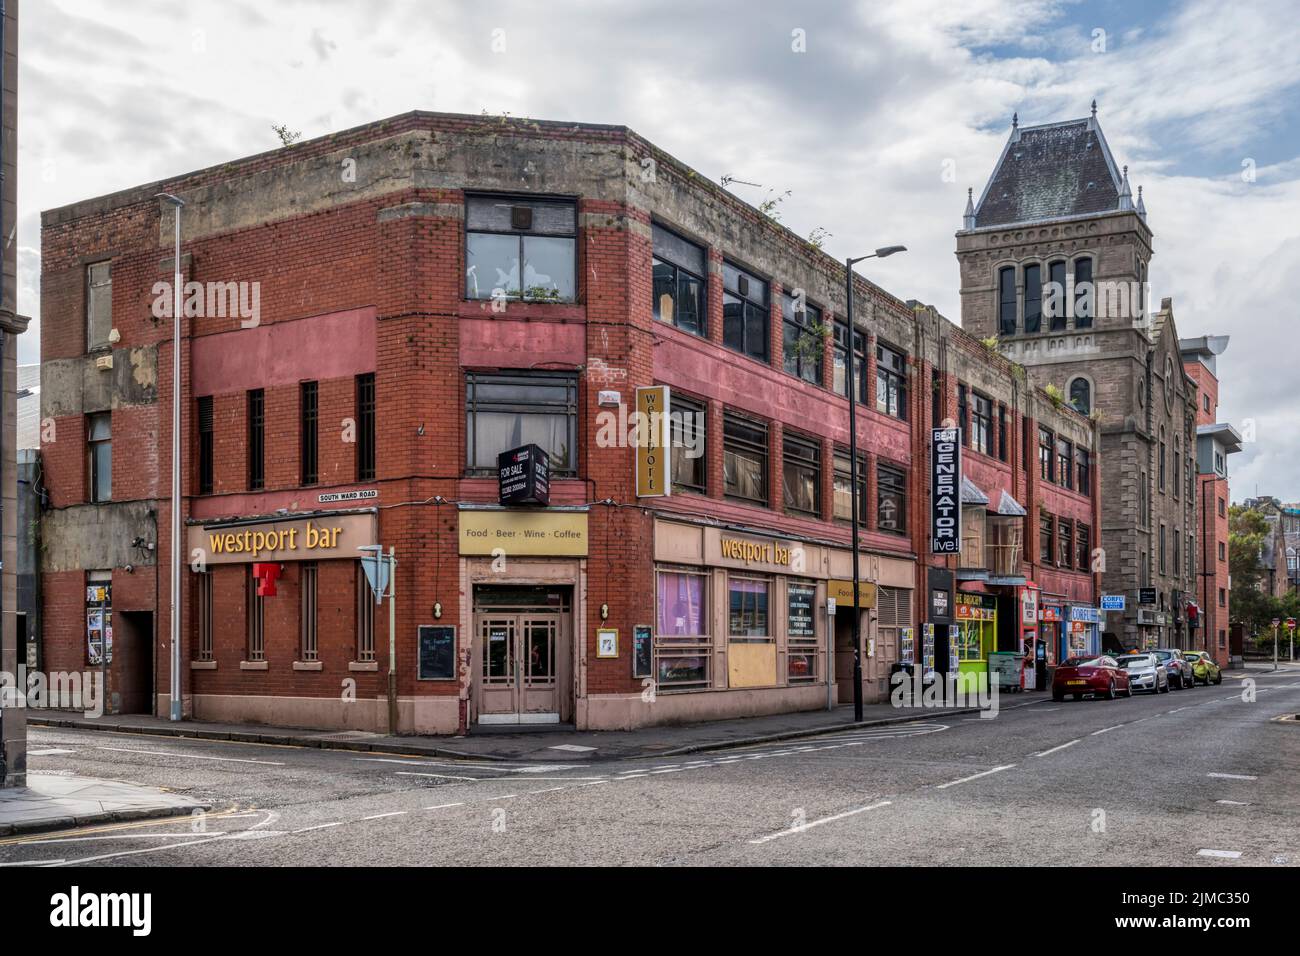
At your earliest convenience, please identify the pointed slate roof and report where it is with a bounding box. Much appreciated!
[971,114,1124,228]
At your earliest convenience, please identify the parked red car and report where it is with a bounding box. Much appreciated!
[1052,655,1133,701]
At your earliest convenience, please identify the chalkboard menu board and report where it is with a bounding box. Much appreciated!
[418,625,456,681]
[787,584,816,639]
[632,624,653,679]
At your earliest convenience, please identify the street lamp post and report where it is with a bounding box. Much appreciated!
[844,246,906,722]
[156,193,185,722]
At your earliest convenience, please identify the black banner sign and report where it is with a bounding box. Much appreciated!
[931,427,962,554]
[498,444,551,506]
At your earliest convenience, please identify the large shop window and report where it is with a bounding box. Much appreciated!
[782,432,821,517]
[787,582,818,682]
[833,320,868,403]
[356,563,375,662]
[782,293,823,384]
[655,570,710,690]
[833,449,868,522]
[197,396,214,495]
[723,412,768,504]
[876,343,908,420]
[87,412,112,504]
[465,371,578,475]
[722,262,770,362]
[876,462,907,535]
[465,195,576,302]
[728,577,770,639]
[652,224,707,336]
[86,261,112,352]
[670,395,706,494]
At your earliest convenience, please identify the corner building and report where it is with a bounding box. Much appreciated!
[39,112,1096,734]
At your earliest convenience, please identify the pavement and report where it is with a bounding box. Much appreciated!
[1,664,1294,866]
[26,695,1015,761]
[0,773,209,837]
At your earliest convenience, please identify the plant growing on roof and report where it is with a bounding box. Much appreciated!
[807,226,832,251]
[1044,383,1066,408]
[980,336,999,351]
[272,124,302,147]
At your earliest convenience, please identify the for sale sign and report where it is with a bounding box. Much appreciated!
[930,427,961,554]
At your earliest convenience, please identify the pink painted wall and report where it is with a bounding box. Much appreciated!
[459,316,586,369]
[192,307,377,395]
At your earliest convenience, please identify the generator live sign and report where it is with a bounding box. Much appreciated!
[931,426,962,554]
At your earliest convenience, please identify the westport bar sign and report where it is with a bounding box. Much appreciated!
[188,513,378,565]
[931,427,962,554]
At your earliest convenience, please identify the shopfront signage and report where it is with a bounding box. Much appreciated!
[1038,606,1062,623]
[955,592,997,621]
[634,385,671,498]
[189,513,378,565]
[719,537,794,568]
[930,427,962,554]
[1139,587,1157,606]
[459,509,588,557]
[827,579,878,610]
[632,625,653,679]
[1100,594,1126,611]
[417,625,456,681]
[1068,606,1102,624]
[1020,587,1039,626]
[498,444,551,506]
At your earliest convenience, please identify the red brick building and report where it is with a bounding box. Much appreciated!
[1180,336,1240,667]
[38,112,1098,733]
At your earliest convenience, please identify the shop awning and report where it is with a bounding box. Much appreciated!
[994,490,1027,516]
[960,476,989,506]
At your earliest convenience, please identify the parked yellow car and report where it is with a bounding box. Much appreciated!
[1182,651,1223,685]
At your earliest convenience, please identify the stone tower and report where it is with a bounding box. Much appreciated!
[956,105,1199,649]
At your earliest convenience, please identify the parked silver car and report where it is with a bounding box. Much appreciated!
[1151,648,1194,689]
[1116,653,1169,694]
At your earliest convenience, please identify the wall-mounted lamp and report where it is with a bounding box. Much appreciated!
[433,602,443,619]
[600,603,609,621]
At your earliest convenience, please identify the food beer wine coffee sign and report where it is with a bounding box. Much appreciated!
[931,427,961,554]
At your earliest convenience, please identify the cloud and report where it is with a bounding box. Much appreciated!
[15,0,1300,500]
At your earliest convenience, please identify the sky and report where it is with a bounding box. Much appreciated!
[16,0,1300,499]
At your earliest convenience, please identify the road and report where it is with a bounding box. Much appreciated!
[3,667,1298,867]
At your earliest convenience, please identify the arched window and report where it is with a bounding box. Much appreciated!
[1069,377,1091,414]
[1073,257,1093,328]
[1048,261,1067,330]
[998,266,1017,336]
[1024,264,1042,334]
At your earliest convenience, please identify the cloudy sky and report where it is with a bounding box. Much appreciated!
[17,0,1300,498]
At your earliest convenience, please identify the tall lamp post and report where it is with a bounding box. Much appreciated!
[156,192,185,722]
[845,246,907,721]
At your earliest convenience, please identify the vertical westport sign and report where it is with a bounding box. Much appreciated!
[931,427,962,554]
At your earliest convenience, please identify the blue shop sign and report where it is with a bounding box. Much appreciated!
[1069,605,1102,624]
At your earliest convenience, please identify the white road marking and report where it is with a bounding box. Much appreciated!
[1033,739,1081,757]
[292,822,345,833]
[27,748,76,756]
[360,812,406,821]
[1215,800,1248,806]
[1207,772,1257,780]
[96,746,285,766]
[1090,725,1125,736]
[1197,849,1242,859]
[548,744,596,752]
[395,771,479,781]
[935,765,1016,789]
[423,802,465,810]
[749,801,892,844]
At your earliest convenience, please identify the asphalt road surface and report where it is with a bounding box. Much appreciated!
[4,667,1298,867]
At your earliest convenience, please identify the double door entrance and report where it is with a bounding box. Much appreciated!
[473,586,572,725]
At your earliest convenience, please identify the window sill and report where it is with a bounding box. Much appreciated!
[349,661,379,672]
[293,660,323,671]
[190,660,217,671]
[240,660,269,671]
